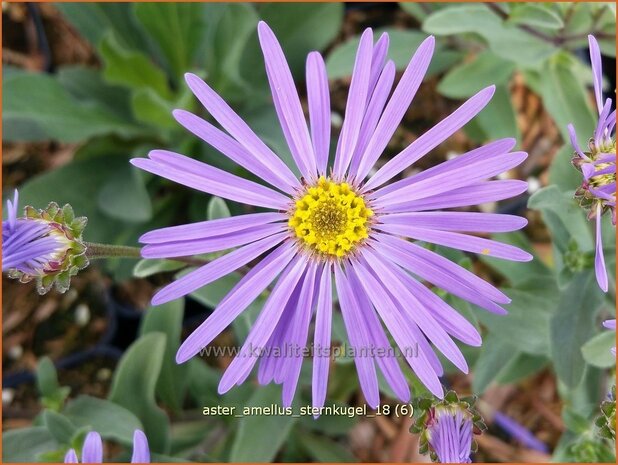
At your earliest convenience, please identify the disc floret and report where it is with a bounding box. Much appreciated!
[289,176,373,258]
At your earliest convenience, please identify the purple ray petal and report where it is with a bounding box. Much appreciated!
[369,32,389,91]
[142,223,285,258]
[151,232,286,305]
[362,249,469,373]
[374,151,527,208]
[258,22,317,180]
[595,205,608,292]
[81,431,103,463]
[334,263,380,408]
[377,224,532,261]
[258,278,303,385]
[349,259,444,397]
[131,430,150,463]
[131,152,290,210]
[379,212,527,233]
[64,449,78,464]
[375,138,516,197]
[312,263,333,410]
[218,255,308,393]
[348,61,396,179]
[333,28,373,178]
[364,86,495,191]
[394,269,481,346]
[346,267,411,402]
[595,98,613,144]
[603,319,616,330]
[175,242,296,363]
[588,35,604,115]
[184,73,300,190]
[567,123,589,160]
[172,110,294,193]
[306,52,331,176]
[381,180,528,213]
[140,212,286,244]
[376,234,509,314]
[282,261,318,406]
[355,36,435,182]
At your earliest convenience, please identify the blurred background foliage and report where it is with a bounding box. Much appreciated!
[2,2,616,463]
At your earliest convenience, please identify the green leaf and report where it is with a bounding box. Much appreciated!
[296,432,355,462]
[2,427,58,462]
[139,300,189,411]
[581,331,616,368]
[56,3,151,51]
[472,333,519,394]
[528,185,594,252]
[472,288,556,355]
[63,395,143,446]
[133,259,185,278]
[206,3,260,98]
[438,52,515,99]
[131,88,177,129]
[133,2,207,78]
[97,166,153,222]
[423,4,556,65]
[36,357,70,412]
[539,53,596,145]
[550,272,604,387]
[229,384,298,462]
[549,144,582,192]
[207,197,231,220]
[496,353,548,384]
[57,65,133,120]
[508,4,564,29]
[475,83,521,141]
[108,333,171,453]
[3,72,143,142]
[18,155,141,244]
[42,410,76,445]
[100,31,172,98]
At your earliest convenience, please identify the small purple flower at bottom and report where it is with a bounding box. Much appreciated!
[603,319,616,356]
[64,430,149,463]
[567,35,616,293]
[426,406,474,463]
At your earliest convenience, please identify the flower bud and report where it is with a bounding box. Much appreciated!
[2,190,88,294]
[411,391,485,463]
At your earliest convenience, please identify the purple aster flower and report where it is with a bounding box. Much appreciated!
[426,406,474,463]
[603,319,616,356]
[568,35,616,293]
[2,190,89,294]
[64,430,150,463]
[132,22,531,408]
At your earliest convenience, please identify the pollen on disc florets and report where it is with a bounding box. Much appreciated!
[288,176,373,258]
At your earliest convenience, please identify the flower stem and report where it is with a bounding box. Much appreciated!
[85,242,142,260]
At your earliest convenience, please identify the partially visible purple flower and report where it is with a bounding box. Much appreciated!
[603,319,616,356]
[493,411,549,453]
[568,35,616,292]
[64,430,149,463]
[426,406,474,463]
[2,190,88,294]
[132,21,531,408]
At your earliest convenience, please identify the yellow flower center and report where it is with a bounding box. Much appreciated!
[288,177,373,258]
